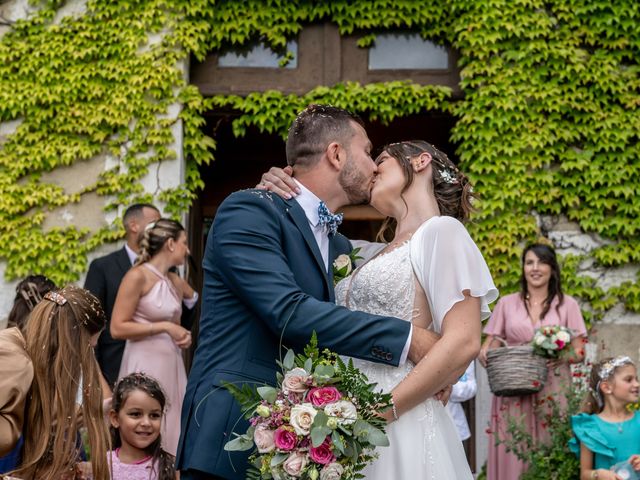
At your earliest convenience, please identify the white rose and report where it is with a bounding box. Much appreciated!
[282,367,310,394]
[324,400,357,425]
[320,462,344,480]
[289,403,317,435]
[556,330,571,343]
[333,254,352,275]
[535,334,546,346]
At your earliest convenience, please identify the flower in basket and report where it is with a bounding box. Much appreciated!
[332,248,362,286]
[531,325,573,359]
[223,332,392,479]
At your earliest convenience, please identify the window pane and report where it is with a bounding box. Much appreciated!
[368,33,448,70]
[218,41,297,69]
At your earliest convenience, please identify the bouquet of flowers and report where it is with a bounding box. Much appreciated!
[531,325,573,359]
[224,333,391,480]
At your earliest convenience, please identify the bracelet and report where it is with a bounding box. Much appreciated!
[390,398,399,421]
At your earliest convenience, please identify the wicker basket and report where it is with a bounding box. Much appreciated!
[486,343,548,397]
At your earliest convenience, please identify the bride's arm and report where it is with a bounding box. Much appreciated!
[383,292,481,421]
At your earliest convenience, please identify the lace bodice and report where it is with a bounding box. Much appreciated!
[335,243,415,391]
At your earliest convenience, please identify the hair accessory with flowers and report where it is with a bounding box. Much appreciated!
[43,290,67,306]
[438,168,458,184]
[332,248,362,286]
[223,332,391,480]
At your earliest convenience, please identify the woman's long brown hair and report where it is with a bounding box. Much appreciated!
[12,285,110,480]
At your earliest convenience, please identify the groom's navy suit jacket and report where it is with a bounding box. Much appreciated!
[176,190,411,478]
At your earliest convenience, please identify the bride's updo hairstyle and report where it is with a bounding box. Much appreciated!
[376,140,475,242]
[136,218,185,266]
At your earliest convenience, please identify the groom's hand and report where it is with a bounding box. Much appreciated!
[408,327,441,364]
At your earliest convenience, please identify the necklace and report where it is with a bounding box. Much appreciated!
[525,294,545,307]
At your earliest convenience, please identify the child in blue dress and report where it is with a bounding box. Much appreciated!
[570,356,640,479]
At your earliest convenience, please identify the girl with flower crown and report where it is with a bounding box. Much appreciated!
[569,356,640,479]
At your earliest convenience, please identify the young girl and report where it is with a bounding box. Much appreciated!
[109,373,176,480]
[570,356,640,479]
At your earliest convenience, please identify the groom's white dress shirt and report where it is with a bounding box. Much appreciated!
[293,179,411,365]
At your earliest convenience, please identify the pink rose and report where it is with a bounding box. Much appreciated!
[283,368,311,394]
[283,451,309,477]
[555,339,565,349]
[307,387,341,407]
[274,426,297,451]
[309,438,336,465]
[254,426,275,453]
[320,462,344,480]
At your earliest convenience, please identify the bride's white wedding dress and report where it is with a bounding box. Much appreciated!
[336,216,497,480]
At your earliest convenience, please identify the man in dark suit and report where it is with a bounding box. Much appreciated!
[84,203,161,387]
[177,105,439,479]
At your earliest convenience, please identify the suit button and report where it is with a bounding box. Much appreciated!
[385,353,393,361]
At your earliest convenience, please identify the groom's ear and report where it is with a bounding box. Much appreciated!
[413,152,432,173]
[326,142,345,171]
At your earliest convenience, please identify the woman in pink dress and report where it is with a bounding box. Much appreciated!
[478,243,588,480]
[111,218,197,455]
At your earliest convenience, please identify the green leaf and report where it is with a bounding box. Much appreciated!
[257,386,277,403]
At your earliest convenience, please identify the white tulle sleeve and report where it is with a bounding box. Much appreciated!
[409,216,498,333]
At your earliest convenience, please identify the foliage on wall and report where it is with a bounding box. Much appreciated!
[0,0,638,321]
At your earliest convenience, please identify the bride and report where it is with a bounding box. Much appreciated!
[264,140,497,479]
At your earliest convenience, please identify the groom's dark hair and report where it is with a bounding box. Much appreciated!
[286,104,364,169]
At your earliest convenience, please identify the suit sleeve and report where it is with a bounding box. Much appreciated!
[211,192,411,367]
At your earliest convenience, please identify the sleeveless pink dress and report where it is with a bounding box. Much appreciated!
[118,263,186,455]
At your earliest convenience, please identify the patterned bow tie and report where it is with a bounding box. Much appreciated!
[317,201,343,235]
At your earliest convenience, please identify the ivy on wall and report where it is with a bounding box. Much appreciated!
[0,0,638,322]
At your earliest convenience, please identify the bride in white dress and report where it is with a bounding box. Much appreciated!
[335,140,497,480]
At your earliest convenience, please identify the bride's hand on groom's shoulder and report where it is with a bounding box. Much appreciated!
[256,166,300,199]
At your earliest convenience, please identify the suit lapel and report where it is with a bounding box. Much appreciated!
[286,200,332,297]
[115,247,133,275]
[327,237,337,303]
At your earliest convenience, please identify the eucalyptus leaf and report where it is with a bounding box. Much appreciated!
[257,386,277,403]
[283,349,295,370]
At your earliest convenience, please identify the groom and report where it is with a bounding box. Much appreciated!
[177,105,438,479]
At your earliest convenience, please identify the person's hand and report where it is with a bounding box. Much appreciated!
[546,358,563,370]
[166,323,192,349]
[596,469,622,480]
[256,166,299,199]
[435,385,452,406]
[478,344,490,368]
[629,454,640,471]
[74,462,93,480]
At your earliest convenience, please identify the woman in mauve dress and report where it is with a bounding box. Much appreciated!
[479,243,588,480]
[111,218,198,456]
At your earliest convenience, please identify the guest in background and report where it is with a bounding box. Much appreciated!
[446,362,477,443]
[6,275,56,332]
[569,356,640,479]
[0,275,56,474]
[111,218,196,456]
[108,373,177,480]
[85,203,161,387]
[8,286,110,480]
[479,243,588,480]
